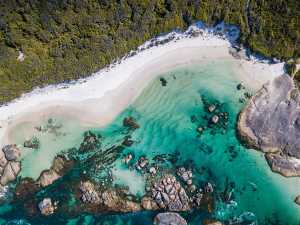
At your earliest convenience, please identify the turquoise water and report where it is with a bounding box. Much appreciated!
[2,60,300,225]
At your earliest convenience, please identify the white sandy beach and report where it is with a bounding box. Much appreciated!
[0,25,284,149]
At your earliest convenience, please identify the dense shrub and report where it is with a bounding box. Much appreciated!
[0,0,299,104]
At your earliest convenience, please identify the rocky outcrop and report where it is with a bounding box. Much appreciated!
[0,145,21,186]
[148,175,190,211]
[38,170,61,188]
[2,145,21,161]
[101,189,141,212]
[37,156,72,187]
[238,75,300,177]
[38,198,56,216]
[79,181,101,204]
[153,212,187,225]
[78,180,141,213]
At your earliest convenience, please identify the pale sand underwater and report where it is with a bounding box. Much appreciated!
[0,24,283,150]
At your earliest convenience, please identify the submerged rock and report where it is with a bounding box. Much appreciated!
[123,153,133,165]
[136,156,149,170]
[211,115,219,124]
[197,126,204,134]
[295,196,300,205]
[176,167,192,184]
[123,117,140,129]
[236,82,245,90]
[24,137,40,149]
[238,75,300,177]
[208,105,216,113]
[153,212,187,225]
[122,136,134,147]
[159,77,168,87]
[38,198,55,216]
[80,131,101,151]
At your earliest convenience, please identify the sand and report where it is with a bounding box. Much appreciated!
[0,24,284,149]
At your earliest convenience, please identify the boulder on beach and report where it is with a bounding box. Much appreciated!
[153,212,187,225]
[238,75,300,177]
[0,145,21,186]
[2,145,21,161]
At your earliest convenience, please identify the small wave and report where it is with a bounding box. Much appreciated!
[6,219,31,225]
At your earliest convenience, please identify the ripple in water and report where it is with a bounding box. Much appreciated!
[3,60,300,225]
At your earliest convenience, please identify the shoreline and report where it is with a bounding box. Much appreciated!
[0,23,284,149]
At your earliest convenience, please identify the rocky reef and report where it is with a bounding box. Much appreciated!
[37,155,73,187]
[238,75,300,177]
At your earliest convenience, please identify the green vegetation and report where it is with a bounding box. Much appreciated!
[285,61,297,75]
[0,0,299,104]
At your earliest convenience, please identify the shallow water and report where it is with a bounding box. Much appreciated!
[10,117,85,179]
[3,60,300,225]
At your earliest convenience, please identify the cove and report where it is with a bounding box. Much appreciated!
[2,60,300,225]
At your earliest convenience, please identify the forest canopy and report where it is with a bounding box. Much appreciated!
[0,0,299,104]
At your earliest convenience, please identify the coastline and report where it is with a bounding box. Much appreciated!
[0,24,284,149]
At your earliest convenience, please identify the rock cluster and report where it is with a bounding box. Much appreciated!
[101,189,141,212]
[79,181,101,204]
[153,212,187,225]
[148,175,190,211]
[177,167,193,185]
[238,75,300,177]
[0,145,21,186]
[38,198,56,216]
